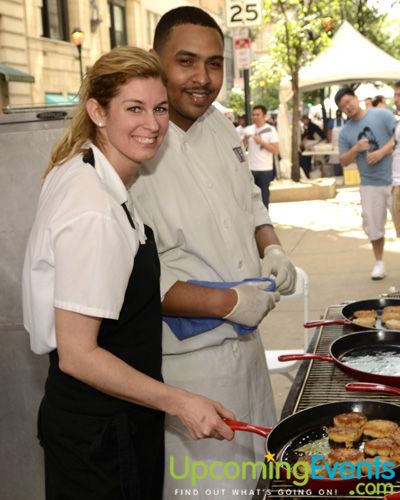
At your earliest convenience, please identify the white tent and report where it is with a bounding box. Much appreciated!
[278,21,400,173]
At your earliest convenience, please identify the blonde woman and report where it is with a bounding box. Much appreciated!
[22,47,234,500]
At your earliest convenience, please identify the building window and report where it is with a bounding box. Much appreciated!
[146,10,160,48]
[109,0,127,48]
[41,0,69,41]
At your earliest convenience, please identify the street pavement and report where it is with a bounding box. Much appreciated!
[259,185,400,415]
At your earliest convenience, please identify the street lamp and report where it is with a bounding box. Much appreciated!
[71,28,85,82]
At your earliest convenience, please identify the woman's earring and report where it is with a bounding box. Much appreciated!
[98,122,103,127]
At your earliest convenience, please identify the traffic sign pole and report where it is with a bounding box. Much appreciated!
[226,1,263,122]
[244,69,251,126]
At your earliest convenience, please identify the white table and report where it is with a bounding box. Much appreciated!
[302,149,339,156]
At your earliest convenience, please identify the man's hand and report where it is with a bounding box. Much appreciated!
[356,138,370,153]
[367,150,383,165]
[223,282,280,327]
[262,244,297,295]
[254,133,262,145]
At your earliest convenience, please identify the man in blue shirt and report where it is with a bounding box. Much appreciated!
[336,87,395,280]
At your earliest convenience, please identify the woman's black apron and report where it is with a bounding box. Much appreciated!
[38,152,164,500]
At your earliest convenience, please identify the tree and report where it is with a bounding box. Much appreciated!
[228,87,245,117]
[250,64,280,111]
[263,0,331,181]
[261,0,400,181]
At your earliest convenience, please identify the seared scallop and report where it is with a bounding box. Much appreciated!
[381,312,400,324]
[362,419,398,438]
[333,412,367,429]
[383,306,400,314]
[391,429,400,446]
[327,448,363,465]
[390,445,400,464]
[353,317,376,328]
[385,319,400,330]
[364,438,394,457]
[328,426,362,447]
[354,310,377,318]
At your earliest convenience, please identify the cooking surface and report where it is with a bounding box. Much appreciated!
[253,305,400,500]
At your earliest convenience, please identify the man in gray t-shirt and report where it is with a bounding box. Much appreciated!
[336,87,395,280]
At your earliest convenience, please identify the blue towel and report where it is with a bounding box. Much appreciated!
[163,277,275,340]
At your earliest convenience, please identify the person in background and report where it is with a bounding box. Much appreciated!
[267,112,278,127]
[327,109,346,176]
[336,87,395,280]
[391,81,400,238]
[235,113,247,143]
[22,47,236,500]
[235,113,247,134]
[130,7,297,499]
[299,114,325,178]
[245,104,279,210]
[364,97,373,109]
[372,95,387,108]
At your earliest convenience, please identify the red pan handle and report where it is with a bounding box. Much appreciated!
[278,353,334,362]
[224,419,272,438]
[345,382,400,396]
[304,319,352,328]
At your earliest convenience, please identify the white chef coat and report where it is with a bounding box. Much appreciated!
[22,143,144,354]
[130,107,276,500]
[245,123,278,172]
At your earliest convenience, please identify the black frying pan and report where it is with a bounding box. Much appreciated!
[279,330,400,386]
[305,298,400,331]
[227,400,400,492]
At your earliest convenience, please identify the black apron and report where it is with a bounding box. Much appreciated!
[37,151,164,500]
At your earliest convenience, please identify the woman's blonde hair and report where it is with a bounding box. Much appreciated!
[45,46,165,176]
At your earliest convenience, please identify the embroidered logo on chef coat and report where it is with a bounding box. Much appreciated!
[233,146,246,162]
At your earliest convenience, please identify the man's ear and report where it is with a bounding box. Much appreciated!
[86,98,106,127]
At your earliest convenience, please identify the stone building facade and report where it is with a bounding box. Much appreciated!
[0,0,233,110]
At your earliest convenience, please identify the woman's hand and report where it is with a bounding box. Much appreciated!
[167,389,236,441]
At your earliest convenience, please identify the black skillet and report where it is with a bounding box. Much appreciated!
[279,330,400,387]
[226,400,400,492]
[304,298,400,331]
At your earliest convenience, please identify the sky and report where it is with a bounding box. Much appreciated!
[370,0,400,17]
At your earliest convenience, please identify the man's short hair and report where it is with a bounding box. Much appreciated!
[335,87,355,106]
[253,104,267,115]
[372,95,385,107]
[395,81,400,89]
[153,6,224,53]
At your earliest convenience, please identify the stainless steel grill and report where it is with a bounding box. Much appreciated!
[253,305,400,500]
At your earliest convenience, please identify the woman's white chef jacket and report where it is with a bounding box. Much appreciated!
[130,107,277,500]
[22,144,145,355]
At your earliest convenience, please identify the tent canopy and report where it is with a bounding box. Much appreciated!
[277,21,400,173]
[297,21,400,91]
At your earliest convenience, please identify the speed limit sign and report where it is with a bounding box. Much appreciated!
[225,0,263,28]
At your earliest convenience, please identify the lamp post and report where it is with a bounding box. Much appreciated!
[71,28,85,82]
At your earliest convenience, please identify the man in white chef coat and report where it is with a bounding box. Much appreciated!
[130,6,297,499]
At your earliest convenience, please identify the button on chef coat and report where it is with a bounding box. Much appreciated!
[23,143,145,354]
[130,106,272,355]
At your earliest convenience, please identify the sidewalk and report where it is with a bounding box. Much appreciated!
[259,186,400,414]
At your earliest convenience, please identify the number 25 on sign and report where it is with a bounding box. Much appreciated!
[225,0,263,28]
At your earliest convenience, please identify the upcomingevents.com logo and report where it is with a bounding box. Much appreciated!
[168,454,396,496]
